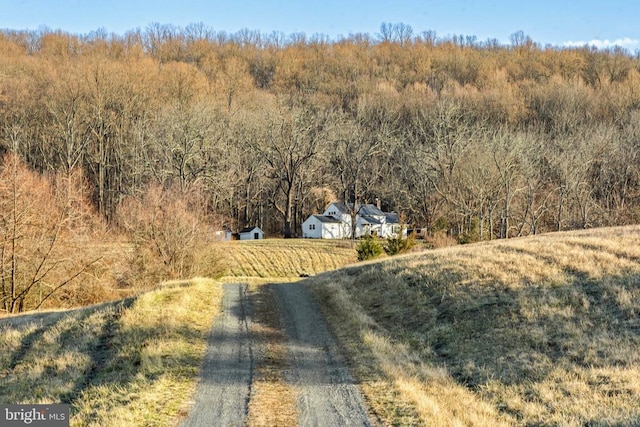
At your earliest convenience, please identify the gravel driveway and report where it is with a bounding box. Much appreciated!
[182,282,371,426]
[182,283,254,427]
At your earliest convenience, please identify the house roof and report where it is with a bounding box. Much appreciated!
[330,202,385,217]
[312,215,343,224]
[359,204,385,217]
[329,202,350,214]
[385,212,400,224]
[239,226,262,234]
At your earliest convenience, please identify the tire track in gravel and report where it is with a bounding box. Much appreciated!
[182,283,255,427]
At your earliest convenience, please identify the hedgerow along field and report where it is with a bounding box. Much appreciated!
[307,225,640,426]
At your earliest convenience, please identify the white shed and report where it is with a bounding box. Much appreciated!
[238,226,264,240]
[302,215,347,239]
[212,225,233,241]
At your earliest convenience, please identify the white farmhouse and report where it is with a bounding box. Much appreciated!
[302,215,347,239]
[302,202,405,239]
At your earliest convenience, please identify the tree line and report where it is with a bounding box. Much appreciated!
[1,22,640,243]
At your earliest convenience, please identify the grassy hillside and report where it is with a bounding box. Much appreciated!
[307,226,640,426]
[219,238,357,279]
[0,278,223,426]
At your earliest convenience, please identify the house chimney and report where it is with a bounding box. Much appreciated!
[376,197,381,210]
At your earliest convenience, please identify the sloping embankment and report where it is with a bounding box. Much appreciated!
[307,226,640,426]
[0,278,223,426]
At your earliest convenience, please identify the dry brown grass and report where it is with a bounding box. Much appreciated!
[0,237,353,425]
[0,278,223,426]
[423,230,459,249]
[306,225,640,426]
[8,226,638,425]
[219,238,357,279]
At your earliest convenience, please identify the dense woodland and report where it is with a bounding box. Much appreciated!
[2,23,640,242]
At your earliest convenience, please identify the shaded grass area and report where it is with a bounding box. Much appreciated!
[0,278,223,426]
[307,225,640,426]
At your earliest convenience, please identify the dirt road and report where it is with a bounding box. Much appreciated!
[182,282,371,426]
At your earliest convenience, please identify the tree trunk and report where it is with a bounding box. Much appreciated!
[557,189,564,231]
[283,182,294,238]
[488,204,494,240]
[503,182,510,239]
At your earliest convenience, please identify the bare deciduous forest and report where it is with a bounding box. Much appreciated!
[2,23,640,311]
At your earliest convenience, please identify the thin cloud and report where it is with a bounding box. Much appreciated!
[562,37,640,50]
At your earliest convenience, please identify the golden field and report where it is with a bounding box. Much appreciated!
[307,226,640,426]
[219,238,357,279]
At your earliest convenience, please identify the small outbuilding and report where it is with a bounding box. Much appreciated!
[212,225,233,241]
[238,226,264,240]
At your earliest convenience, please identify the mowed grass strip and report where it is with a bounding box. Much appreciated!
[306,225,640,426]
[0,305,125,405]
[0,278,223,426]
[221,239,357,279]
[246,283,298,426]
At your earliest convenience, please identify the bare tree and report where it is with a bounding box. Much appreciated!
[0,154,100,313]
[153,101,221,191]
[490,129,525,239]
[252,104,332,238]
[116,182,214,282]
[378,22,413,46]
[330,115,389,238]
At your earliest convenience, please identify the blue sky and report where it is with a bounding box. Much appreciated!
[1,0,639,51]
